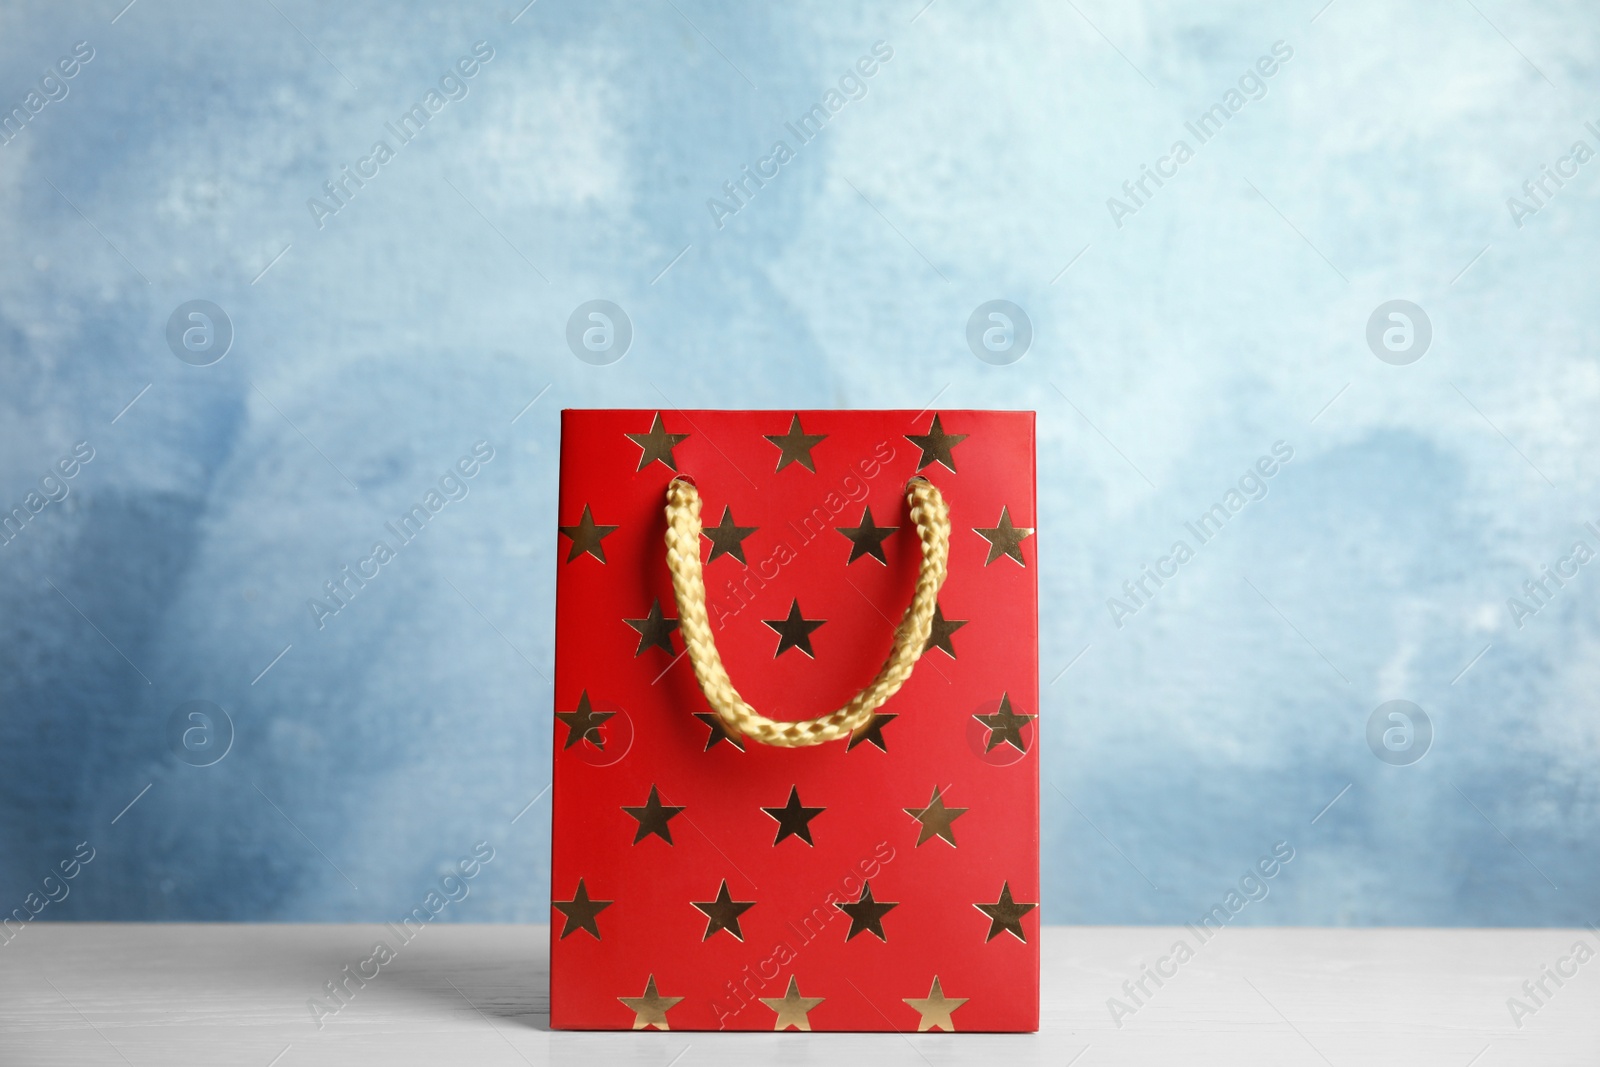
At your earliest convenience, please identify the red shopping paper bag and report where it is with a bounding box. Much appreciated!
[550,409,1038,1032]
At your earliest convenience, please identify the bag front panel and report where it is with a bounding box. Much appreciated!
[551,409,1038,1031]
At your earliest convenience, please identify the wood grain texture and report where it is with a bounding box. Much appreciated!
[0,925,1593,1064]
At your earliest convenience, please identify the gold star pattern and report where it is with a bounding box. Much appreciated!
[763,598,826,658]
[558,504,618,563]
[702,505,759,564]
[847,712,897,753]
[624,412,689,472]
[551,878,612,940]
[903,976,967,1032]
[760,976,825,1031]
[974,506,1033,567]
[905,413,969,472]
[922,602,967,658]
[622,784,685,845]
[691,879,756,941]
[762,785,825,846]
[904,784,968,847]
[764,413,827,473]
[835,506,899,565]
[975,881,1037,943]
[618,974,683,1030]
[835,880,898,941]
[694,711,746,752]
[974,693,1035,753]
[623,597,679,656]
[555,691,614,750]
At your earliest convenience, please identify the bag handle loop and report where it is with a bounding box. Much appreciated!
[664,476,951,747]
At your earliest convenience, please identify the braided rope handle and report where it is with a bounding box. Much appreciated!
[664,475,951,747]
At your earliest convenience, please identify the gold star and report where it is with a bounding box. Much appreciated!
[691,879,756,941]
[551,877,612,940]
[974,693,1035,753]
[905,413,969,472]
[835,506,899,565]
[763,785,825,846]
[835,880,898,941]
[974,506,1033,566]
[624,597,679,656]
[694,711,746,752]
[622,784,685,845]
[558,504,618,563]
[904,784,968,847]
[847,712,897,753]
[760,976,825,1031]
[624,412,689,472]
[903,976,967,1032]
[702,505,759,564]
[975,881,1037,943]
[763,598,826,658]
[618,974,683,1030]
[555,691,614,750]
[922,602,967,658]
[764,413,827,473]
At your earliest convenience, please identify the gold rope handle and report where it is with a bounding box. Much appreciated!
[664,475,950,747]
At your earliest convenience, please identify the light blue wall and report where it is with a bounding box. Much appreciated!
[2,0,1595,927]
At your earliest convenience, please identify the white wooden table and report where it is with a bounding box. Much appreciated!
[1,925,1593,1064]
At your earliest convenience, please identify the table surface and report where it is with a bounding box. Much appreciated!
[1,924,1594,1065]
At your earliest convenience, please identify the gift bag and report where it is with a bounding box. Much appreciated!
[550,409,1038,1032]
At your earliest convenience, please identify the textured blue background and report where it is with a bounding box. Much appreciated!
[1,0,1596,927]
